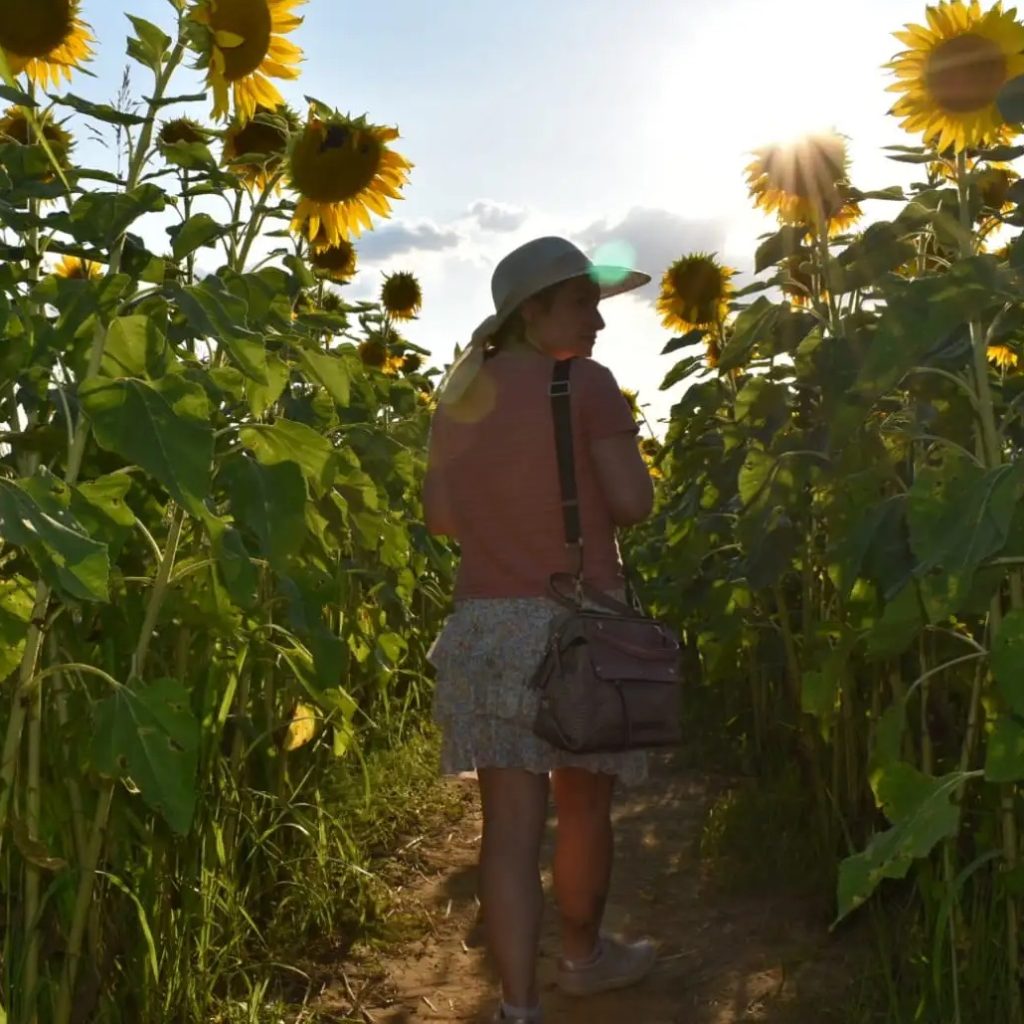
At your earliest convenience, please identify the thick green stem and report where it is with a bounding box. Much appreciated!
[20,678,41,1024]
[132,506,185,677]
[52,782,115,1024]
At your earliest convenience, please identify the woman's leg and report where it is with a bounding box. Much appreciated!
[550,767,615,961]
[477,767,550,1008]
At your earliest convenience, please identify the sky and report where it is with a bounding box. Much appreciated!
[65,0,943,428]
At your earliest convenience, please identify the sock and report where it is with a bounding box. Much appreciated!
[500,999,542,1021]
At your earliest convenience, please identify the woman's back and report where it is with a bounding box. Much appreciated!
[427,348,638,600]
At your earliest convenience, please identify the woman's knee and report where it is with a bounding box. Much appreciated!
[479,768,549,850]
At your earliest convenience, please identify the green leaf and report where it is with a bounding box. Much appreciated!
[834,221,916,292]
[100,315,170,379]
[985,715,1024,783]
[92,678,199,834]
[733,377,788,426]
[204,516,258,610]
[801,668,838,723]
[997,73,1024,124]
[0,575,33,681]
[172,281,268,383]
[865,584,924,660]
[245,352,289,415]
[168,213,224,260]
[909,458,1024,576]
[0,83,36,107]
[79,376,213,514]
[298,349,351,406]
[754,225,805,273]
[125,14,172,70]
[717,297,780,371]
[73,474,136,558]
[65,185,166,247]
[660,329,706,356]
[52,94,148,127]
[870,700,907,774]
[835,769,970,924]
[992,610,1024,716]
[0,478,109,601]
[239,420,336,495]
[659,354,705,391]
[220,454,307,568]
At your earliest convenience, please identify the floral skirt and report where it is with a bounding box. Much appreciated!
[427,595,647,786]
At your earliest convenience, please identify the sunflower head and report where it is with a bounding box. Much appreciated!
[310,238,358,282]
[887,1,1024,152]
[401,352,424,374]
[988,343,1019,369]
[358,336,388,369]
[0,0,94,88]
[657,253,735,334]
[380,271,422,320]
[187,0,305,122]
[289,110,412,248]
[159,118,209,147]
[53,254,101,280]
[222,104,297,189]
[0,106,73,178]
[318,289,346,314]
[976,165,1016,209]
[746,133,861,235]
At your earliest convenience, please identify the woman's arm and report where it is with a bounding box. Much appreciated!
[590,433,654,526]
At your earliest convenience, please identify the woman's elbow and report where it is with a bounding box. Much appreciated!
[609,481,654,526]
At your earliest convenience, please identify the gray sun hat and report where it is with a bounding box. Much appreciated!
[436,236,649,404]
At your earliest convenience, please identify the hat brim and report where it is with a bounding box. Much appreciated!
[590,266,652,300]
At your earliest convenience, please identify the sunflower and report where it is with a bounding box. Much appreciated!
[887,1,1024,153]
[976,165,1017,208]
[288,111,412,248]
[159,118,209,147]
[657,253,734,334]
[188,0,304,122]
[53,254,101,279]
[318,289,346,314]
[310,238,358,282]
[620,388,641,422]
[746,133,861,235]
[401,352,424,374]
[380,271,422,320]
[988,343,1019,368]
[0,0,94,89]
[0,106,73,176]
[222,105,296,188]
[358,337,388,369]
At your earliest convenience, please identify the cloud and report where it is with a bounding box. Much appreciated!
[575,207,731,294]
[356,220,461,263]
[467,199,528,232]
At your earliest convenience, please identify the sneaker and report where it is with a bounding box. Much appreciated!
[492,1006,542,1023]
[556,933,657,997]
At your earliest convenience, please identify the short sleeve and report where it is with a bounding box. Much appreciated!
[580,360,639,440]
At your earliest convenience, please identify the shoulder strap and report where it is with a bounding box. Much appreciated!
[550,359,583,576]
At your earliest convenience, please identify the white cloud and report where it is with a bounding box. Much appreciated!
[575,207,732,294]
[467,199,528,232]
[357,220,461,263]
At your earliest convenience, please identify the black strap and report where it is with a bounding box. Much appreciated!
[550,359,583,576]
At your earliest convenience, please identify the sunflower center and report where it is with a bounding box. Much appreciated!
[290,121,383,203]
[0,0,74,58]
[672,263,724,310]
[926,33,1007,113]
[209,0,273,82]
[312,243,356,273]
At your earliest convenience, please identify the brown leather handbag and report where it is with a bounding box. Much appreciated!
[528,359,683,754]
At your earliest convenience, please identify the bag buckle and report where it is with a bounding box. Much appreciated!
[549,379,571,397]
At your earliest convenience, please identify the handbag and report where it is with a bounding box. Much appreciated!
[528,358,683,753]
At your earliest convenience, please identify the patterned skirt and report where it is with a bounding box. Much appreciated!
[427,595,647,786]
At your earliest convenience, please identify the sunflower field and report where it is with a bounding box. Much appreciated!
[630,2,1024,1020]
[0,2,454,1022]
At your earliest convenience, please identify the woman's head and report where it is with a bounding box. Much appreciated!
[493,274,605,359]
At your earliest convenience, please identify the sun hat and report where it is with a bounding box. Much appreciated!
[436,236,650,404]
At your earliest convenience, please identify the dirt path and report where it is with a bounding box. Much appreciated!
[317,754,858,1023]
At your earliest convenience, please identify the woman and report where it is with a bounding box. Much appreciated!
[423,236,657,1024]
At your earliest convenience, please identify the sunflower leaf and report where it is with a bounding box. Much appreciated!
[126,15,172,71]
[168,213,224,260]
[754,226,805,274]
[51,94,148,127]
[661,329,705,356]
[0,84,36,108]
[997,74,1024,125]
